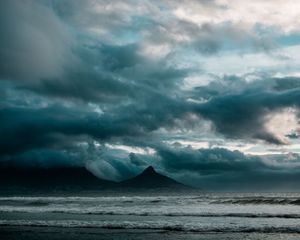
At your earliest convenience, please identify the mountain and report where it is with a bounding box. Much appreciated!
[119,166,191,189]
[0,166,192,193]
[0,167,116,192]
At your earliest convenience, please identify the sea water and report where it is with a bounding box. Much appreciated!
[1,192,300,233]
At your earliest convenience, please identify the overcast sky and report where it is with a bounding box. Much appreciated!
[1,0,300,190]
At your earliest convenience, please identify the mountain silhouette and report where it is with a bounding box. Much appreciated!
[0,166,192,193]
[0,167,116,192]
[119,166,190,189]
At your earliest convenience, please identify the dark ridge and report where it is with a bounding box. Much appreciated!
[140,166,156,175]
[0,167,116,192]
[119,166,192,189]
[0,166,194,193]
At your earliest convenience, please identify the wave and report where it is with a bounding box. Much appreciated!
[212,198,300,205]
[0,196,171,202]
[1,208,300,219]
[2,196,300,205]
[0,196,169,205]
[1,220,300,233]
[65,212,300,219]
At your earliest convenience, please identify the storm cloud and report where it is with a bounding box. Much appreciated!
[1,0,300,190]
[154,145,300,190]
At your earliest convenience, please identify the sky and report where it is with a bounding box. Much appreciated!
[1,0,300,190]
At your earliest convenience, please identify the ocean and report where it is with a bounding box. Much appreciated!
[1,192,300,239]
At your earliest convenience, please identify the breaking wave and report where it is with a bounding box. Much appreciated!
[1,207,300,219]
[1,220,300,233]
[2,196,300,205]
[212,198,300,205]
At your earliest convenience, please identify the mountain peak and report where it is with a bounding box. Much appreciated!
[142,166,156,174]
[119,166,191,189]
[0,166,194,192]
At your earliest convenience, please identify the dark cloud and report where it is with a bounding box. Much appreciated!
[286,132,300,139]
[0,149,84,168]
[192,75,300,101]
[189,75,300,144]
[0,85,192,156]
[85,144,300,190]
[0,105,130,156]
[154,145,300,190]
[1,0,300,191]
[196,89,300,144]
[0,0,76,81]
[2,73,300,162]
[273,77,300,91]
[157,146,266,174]
[129,153,147,167]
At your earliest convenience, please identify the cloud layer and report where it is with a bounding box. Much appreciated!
[1,0,300,190]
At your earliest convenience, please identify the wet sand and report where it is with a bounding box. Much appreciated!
[1,226,300,240]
